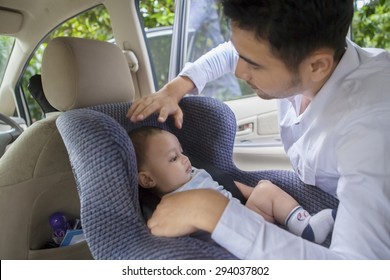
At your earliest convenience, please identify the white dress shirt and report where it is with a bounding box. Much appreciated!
[180,39,390,259]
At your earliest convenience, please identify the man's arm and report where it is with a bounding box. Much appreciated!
[147,188,341,259]
[147,189,228,236]
[127,42,237,128]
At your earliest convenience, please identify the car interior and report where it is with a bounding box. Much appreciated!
[0,0,295,260]
[51,36,338,259]
[1,0,382,260]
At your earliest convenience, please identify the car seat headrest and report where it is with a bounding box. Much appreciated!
[41,37,134,111]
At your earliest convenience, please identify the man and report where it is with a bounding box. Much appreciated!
[128,0,390,259]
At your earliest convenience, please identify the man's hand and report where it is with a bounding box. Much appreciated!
[147,189,229,237]
[127,91,183,128]
[127,76,195,129]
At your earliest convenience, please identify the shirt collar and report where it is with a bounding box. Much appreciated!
[285,39,361,123]
[327,38,361,84]
[308,38,361,106]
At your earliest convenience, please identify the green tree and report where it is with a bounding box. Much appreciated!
[0,36,15,85]
[139,0,175,27]
[352,0,390,50]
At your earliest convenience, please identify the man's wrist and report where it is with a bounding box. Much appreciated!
[194,189,229,233]
[167,76,195,101]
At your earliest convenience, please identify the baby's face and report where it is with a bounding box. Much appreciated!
[143,130,192,195]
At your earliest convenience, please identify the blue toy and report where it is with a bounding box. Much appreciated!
[49,212,69,243]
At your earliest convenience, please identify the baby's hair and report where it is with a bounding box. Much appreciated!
[129,126,164,168]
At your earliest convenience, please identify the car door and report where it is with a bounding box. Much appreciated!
[168,0,292,171]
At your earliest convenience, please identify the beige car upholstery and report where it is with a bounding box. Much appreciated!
[0,37,135,259]
[42,37,135,111]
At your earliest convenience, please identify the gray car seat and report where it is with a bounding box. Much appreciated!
[57,96,339,259]
[43,37,338,259]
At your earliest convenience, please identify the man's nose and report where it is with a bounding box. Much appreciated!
[235,58,250,81]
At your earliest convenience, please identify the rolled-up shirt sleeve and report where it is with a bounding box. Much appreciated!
[179,41,238,94]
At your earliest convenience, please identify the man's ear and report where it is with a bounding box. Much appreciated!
[138,171,156,189]
[307,51,335,82]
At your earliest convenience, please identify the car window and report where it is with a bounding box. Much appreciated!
[138,0,253,102]
[0,35,15,86]
[20,5,113,123]
[138,1,175,90]
[352,0,390,51]
[185,0,253,101]
[185,0,254,101]
[22,0,179,123]
[145,27,173,90]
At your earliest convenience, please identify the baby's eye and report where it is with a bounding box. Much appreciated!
[169,155,178,162]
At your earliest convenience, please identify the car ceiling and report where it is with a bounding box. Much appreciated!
[1,0,102,42]
[0,0,103,114]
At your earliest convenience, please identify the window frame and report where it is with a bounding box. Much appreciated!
[15,5,114,125]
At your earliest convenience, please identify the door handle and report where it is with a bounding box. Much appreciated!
[236,123,253,136]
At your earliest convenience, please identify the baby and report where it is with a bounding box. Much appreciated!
[129,126,335,244]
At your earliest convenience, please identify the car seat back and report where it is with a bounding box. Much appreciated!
[0,37,135,259]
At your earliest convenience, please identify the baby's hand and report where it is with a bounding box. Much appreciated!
[257,179,272,186]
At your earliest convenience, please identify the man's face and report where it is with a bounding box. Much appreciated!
[142,130,192,195]
[231,24,309,100]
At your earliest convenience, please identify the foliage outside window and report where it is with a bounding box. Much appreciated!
[0,36,15,85]
[139,0,175,27]
[352,0,390,50]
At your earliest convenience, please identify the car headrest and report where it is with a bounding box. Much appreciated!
[41,37,134,111]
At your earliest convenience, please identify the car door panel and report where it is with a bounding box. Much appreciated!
[225,96,292,171]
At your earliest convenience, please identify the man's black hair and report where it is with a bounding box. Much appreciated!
[223,0,354,72]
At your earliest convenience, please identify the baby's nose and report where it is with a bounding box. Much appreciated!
[181,154,189,163]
